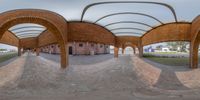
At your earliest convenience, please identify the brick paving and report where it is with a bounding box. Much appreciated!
[0,53,200,99]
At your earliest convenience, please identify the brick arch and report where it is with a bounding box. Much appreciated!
[123,43,137,54]
[141,22,191,46]
[190,15,200,68]
[0,9,68,68]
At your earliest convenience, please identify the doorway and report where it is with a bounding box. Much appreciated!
[69,46,73,55]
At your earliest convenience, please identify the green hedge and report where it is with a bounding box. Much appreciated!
[0,52,18,63]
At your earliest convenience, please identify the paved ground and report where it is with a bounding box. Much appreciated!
[0,52,200,100]
[40,53,114,65]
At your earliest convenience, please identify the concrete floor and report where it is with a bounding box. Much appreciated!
[0,53,200,100]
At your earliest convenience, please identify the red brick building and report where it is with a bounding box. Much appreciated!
[40,42,110,55]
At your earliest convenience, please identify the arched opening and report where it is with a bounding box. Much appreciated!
[0,9,68,68]
[143,41,190,67]
[0,43,18,66]
[124,46,134,55]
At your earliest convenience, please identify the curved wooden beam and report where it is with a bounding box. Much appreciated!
[14,30,45,34]
[81,1,177,22]
[94,12,163,24]
[110,27,147,32]
[10,26,45,31]
[104,21,153,28]
[115,32,143,35]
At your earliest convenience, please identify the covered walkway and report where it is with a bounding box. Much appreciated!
[1,0,200,99]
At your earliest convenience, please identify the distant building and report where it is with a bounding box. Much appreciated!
[161,47,170,52]
[0,49,8,53]
[154,46,170,52]
[144,46,154,52]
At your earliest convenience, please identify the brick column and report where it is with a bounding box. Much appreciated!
[60,43,68,69]
[36,37,40,56]
[18,40,21,56]
[18,47,21,56]
[190,41,199,69]
[96,43,99,54]
[73,42,76,55]
[122,48,125,54]
[114,46,119,58]
[36,48,40,56]
[138,39,143,57]
[138,46,143,57]
[60,29,69,69]
[122,44,125,54]
[86,42,90,55]
[133,47,136,54]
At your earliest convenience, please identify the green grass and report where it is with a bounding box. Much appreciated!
[0,52,18,63]
[144,52,179,55]
[145,57,189,66]
[143,52,190,66]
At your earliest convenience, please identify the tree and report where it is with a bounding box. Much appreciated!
[167,42,189,52]
[0,49,7,51]
[155,45,163,50]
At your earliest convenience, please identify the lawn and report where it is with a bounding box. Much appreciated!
[144,57,189,66]
[144,52,178,55]
[143,52,190,66]
[0,52,18,63]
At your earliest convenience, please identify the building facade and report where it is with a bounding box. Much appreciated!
[40,42,110,55]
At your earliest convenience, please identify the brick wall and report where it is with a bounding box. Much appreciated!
[40,42,110,55]
[0,31,19,47]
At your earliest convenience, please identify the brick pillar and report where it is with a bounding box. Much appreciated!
[60,43,68,69]
[122,48,125,54]
[139,46,143,57]
[138,39,143,57]
[105,44,108,54]
[190,41,199,69]
[121,44,125,55]
[96,43,99,54]
[18,47,21,56]
[73,42,76,55]
[22,48,24,54]
[18,40,21,56]
[114,46,119,58]
[36,48,40,56]
[86,42,90,55]
[133,47,136,54]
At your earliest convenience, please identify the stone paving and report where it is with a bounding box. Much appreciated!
[0,52,200,100]
[40,53,114,65]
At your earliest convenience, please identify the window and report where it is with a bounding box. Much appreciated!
[79,43,83,47]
